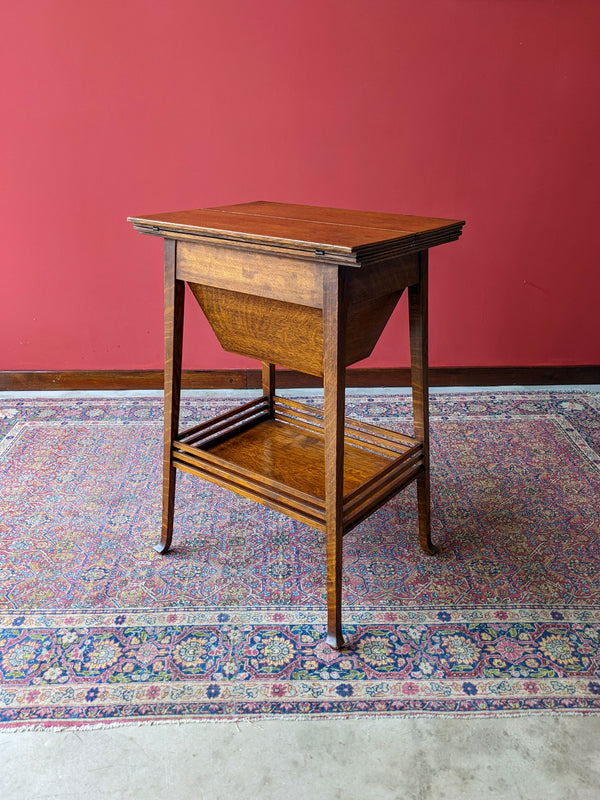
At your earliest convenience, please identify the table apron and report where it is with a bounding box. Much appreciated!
[176,240,324,307]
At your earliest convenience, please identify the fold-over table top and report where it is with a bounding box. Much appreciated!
[128,201,464,263]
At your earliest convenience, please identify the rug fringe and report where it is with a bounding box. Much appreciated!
[3,707,600,733]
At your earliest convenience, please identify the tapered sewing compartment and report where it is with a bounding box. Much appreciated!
[187,283,405,376]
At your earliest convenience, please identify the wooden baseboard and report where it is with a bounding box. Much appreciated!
[1,366,598,391]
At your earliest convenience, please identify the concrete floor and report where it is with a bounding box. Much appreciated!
[1,715,600,799]
[2,387,599,799]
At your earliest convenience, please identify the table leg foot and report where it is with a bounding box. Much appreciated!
[157,464,177,556]
[416,473,438,555]
[326,631,345,650]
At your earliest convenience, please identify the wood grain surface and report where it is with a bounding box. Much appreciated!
[128,200,464,263]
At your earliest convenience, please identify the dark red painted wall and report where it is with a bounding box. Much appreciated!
[2,0,599,371]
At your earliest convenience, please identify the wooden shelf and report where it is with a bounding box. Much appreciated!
[172,396,423,533]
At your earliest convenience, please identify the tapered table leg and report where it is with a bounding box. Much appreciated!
[156,239,185,554]
[409,251,437,555]
[323,267,346,648]
[262,362,276,415]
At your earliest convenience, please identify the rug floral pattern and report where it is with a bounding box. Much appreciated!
[1,391,599,726]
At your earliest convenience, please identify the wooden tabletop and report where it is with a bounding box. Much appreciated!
[128,201,464,263]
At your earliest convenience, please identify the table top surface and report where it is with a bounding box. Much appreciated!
[129,201,464,261]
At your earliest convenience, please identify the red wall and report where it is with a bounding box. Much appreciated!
[2,0,599,372]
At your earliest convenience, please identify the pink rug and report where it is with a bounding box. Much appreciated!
[1,391,599,727]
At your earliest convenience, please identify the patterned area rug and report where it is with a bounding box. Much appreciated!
[1,391,599,728]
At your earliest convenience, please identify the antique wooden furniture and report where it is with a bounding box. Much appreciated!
[128,201,464,647]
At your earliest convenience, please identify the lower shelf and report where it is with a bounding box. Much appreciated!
[172,396,423,532]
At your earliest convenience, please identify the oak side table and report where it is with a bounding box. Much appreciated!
[128,201,464,647]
